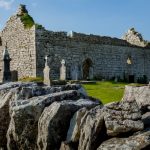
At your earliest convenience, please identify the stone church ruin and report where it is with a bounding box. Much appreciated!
[0,5,150,82]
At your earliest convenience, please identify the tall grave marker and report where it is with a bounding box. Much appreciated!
[3,43,11,82]
[60,59,66,80]
[43,55,51,86]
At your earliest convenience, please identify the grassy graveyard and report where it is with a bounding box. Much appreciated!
[82,81,143,104]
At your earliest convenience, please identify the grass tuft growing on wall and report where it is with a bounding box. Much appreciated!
[20,13,35,29]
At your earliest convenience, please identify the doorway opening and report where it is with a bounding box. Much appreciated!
[82,58,93,80]
[128,75,134,83]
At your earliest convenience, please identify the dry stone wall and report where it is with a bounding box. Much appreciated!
[0,14,36,80]
[35,28,150,81]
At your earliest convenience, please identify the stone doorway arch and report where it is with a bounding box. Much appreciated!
[82,58,93,80]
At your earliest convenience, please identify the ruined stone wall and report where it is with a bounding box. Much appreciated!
[0,15,36,80]
[1,5,150,82]
[35,28,150,81]
[122,28,150,48]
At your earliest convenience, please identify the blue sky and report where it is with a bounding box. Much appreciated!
[0,0,150,40]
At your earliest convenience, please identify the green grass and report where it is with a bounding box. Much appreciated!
[19,76,43,82]
[20,13,35,28]
[83,81,129,104]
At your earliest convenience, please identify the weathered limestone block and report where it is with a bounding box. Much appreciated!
[0,81,149,150]
[13,85,53,100]
[7,101,43,150]
[78,105,106,150]
[7,90,80,150]
[37,99,99,150]
[0,90,14,149]
[66,107,88,143]
[60,142,76,150]
[0,82,89,149]
[61,84,87,98]
[104,101,144,136]
[122,85,150,110]
[142,112,150,127]
[0,82,32,99]
[0,82,37,149]
[97,130,150,150]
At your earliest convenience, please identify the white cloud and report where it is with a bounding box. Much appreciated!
[0,0,14,10]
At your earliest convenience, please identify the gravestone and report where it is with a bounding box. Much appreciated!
[3,44,11,82]
[89,67,94,79]
[11,70,18,81]
[71,65,79,80]
[114,77,118,83]
[60,59,66,80]
[43,56,51,86]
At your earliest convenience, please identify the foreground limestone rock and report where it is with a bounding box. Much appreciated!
[60,142,76,150]
[66,107,88,143]
[78,105,106,150]
[0,81,95,150]
[7,90,81,150]
[122,85,150,110]
[104,101,144,136]
[122,85,150,130]
[142,112,150,127]
[97,130,150,150]
[60,107,89,150]
[0,90,13,148]
[76,101,144,150]
[0,82,98,150]
[37,99,98,150]
[0,82,149,150]
[0,82,37,149]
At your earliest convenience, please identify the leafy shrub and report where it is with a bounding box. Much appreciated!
[35,23,43,29]
[137,75,148,84]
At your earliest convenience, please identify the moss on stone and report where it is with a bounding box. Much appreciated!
[35,23,44,29]
[20,13,35,29]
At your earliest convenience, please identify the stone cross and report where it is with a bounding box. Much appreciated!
[45,55,48,67]
[43,55,51,86]
[3,43,11,82]
[60,59,66,80]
